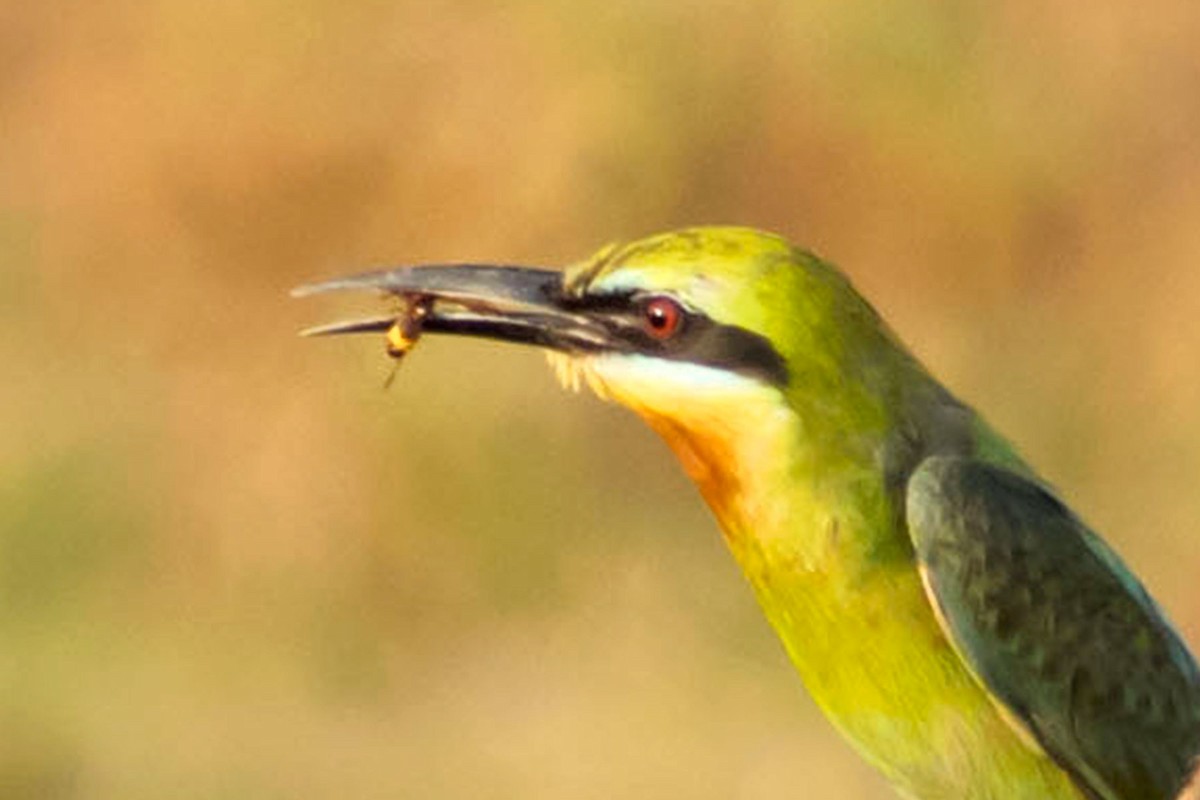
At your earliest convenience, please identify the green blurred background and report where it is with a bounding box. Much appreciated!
[3,1,1200,797]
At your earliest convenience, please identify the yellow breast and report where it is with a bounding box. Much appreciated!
[557,352,1081,799]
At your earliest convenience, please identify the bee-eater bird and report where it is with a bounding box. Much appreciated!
[295,227,1200,800]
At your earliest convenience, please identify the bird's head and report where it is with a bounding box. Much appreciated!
[296,227,907,532]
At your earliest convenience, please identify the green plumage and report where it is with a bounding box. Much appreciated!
[298,225,1200,799]
[909,457,1200,800]
[560,228,1200,798]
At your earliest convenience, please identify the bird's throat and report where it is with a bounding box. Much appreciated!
[563,353,801,553]
[638,410,749,539]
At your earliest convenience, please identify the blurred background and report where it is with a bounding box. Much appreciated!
[3,1,1200,797]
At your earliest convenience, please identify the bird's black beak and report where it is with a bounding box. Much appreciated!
[292,264,613,353]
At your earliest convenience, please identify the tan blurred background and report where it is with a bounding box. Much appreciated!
[2,1,1200,797]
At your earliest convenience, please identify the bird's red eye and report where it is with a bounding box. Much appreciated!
[642,297,683,340]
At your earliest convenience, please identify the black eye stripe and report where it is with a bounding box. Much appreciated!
[644,317,789,387]
[558,289,639,313]
[565,291,788,387]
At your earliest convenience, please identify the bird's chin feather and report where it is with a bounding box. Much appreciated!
[547,351,785,418]
[547,352,798,551]
[544,352,611,400]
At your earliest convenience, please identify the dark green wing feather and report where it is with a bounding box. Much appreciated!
[906,456,1200,800]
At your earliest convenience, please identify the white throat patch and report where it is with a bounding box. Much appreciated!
[545,351,797,540]
[546,352,776,414]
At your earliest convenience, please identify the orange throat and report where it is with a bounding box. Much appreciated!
[639,410,747,539]
[549,352,799,550]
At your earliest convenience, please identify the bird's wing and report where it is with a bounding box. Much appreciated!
[906,456,1200,800]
